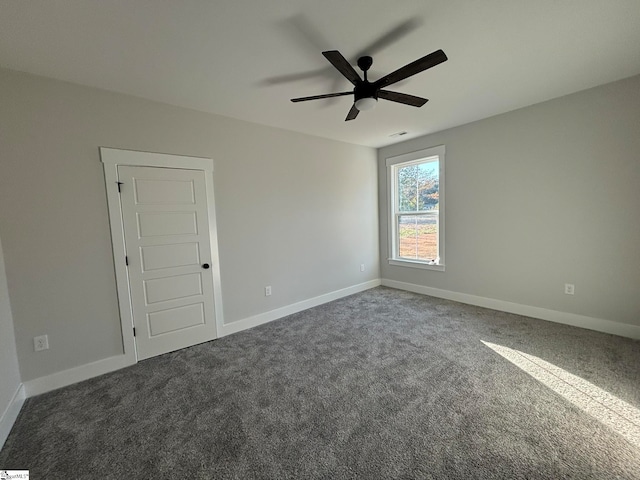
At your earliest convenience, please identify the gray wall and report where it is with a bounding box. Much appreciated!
[379,74,640,327]
[0,68,379,382]
[0,235,21,421]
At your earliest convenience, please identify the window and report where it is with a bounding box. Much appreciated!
[387,145,445,271]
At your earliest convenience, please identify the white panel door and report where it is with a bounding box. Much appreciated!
[118,165,217,360]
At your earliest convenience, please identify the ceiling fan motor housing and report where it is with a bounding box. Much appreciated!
[354,81,378,102]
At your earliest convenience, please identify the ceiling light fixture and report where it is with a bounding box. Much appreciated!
[354,97,378,111]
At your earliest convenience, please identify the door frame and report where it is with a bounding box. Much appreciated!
[100,148,224,365]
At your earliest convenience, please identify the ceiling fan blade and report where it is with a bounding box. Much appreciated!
[353,18,422,60]
[378,90,428,107]
[345,104,359,121]
[262,68,330,86]
[291,91,352,103]
[374,49,448,89]
[322,51,362,86]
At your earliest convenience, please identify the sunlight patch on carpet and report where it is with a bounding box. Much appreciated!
[482,341,640,448]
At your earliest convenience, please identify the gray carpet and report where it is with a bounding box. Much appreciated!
[2,287,639,479]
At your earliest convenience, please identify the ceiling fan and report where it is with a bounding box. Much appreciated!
[291,49,448,121]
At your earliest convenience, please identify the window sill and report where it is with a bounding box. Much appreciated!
[388,259,445,271]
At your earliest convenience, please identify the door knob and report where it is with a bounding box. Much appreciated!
[202,263,210,269]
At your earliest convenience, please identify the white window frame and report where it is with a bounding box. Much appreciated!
[386,145,445,271]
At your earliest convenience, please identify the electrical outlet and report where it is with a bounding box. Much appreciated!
[360,264,365,272]
[265,286,272,297]
[34,334,49,352]
[564,283,575,295]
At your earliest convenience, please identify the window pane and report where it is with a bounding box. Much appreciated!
[417,161,439,211]
[398,215,438,261]
[398,164,418,212]
[397,161,438,212]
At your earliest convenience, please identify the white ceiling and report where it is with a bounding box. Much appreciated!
[2,1,640,148]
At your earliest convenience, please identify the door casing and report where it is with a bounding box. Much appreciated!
[100,148,224,365]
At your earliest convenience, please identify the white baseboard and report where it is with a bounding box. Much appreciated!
[20,280,382,397]
[23,354,133,398]
[219,279,382,337]
[0,383,25,450]
[381,279,640,340]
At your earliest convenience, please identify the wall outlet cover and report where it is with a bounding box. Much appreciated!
[34,334,49,351]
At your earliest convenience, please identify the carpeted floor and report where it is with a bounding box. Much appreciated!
[2,287,639,479]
